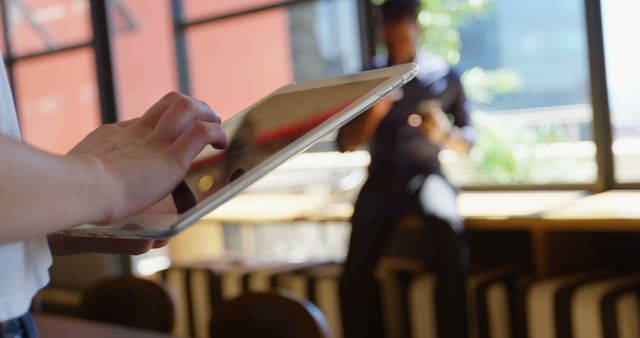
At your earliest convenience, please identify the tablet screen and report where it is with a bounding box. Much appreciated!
[184,77,387,206]
[96,76,390,234]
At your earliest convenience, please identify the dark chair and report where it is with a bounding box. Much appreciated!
[210,291,331,338]
[79,276,175,333]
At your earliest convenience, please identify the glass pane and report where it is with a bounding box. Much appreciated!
[183,0,280,21]
[0,4,5,57]
[602,1,640,183]
[187,8,292,120]
[435,0,595,185]
[187,0,362,120]
[7,0,92,57]
[288,0,362,81]
[109,0,178,121]
[14,48,101,154]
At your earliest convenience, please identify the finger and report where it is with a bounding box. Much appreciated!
[114,117,141,129]
[149,96,222,145]
[152,240,169,249]
[138,92,184,128]
[166,121,228,170]
[195,99,222,124]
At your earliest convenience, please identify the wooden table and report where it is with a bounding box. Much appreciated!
[462,190,640,232]
[34,314,179,338]
[458,190,589,228]
[201,190,640,278]
[203,190,594,228]
[462,190,640,277]
[202,193,354,224]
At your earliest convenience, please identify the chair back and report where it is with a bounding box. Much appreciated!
[79,276,175,333]
[210,291,331,338]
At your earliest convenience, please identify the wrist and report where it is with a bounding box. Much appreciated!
[66,154,115,225]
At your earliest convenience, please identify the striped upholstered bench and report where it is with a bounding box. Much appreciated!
[160,259,336,338]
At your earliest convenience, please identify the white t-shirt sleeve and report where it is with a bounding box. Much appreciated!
[0,58,52,321]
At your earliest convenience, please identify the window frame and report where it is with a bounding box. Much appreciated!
[170,0,375,94]
[1,0,118,124]
[0,0,634,192]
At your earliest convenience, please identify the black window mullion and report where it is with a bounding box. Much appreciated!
[357,0,375,68]
[90,0,118,124]
[584,0,614,192]
[91,0,133,276]
[182,0,316,27]
[172,0,191,95]
[1,1,11,59]
[2,0,19,114]
[9,42,92,62]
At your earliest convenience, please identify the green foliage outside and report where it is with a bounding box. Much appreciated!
[416,0,490,65]
[468,112,536,184]
[372,0,541,184]
[371,0,582,184]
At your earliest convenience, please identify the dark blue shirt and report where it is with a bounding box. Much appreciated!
[368,52,472,183]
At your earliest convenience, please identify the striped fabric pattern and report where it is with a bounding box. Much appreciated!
[160,261,640,338]
[160,260,340,338]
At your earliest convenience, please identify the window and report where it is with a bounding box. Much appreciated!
[1,0,99,154]
[418,0,597,186]
[1,0,636,188]
[182,0,363,120]
[13,48,100,153]
[183,0,282,21]
[601,0,640,184]
[6,0,92,57]
[108,0,178,121]
[187,8,294,119]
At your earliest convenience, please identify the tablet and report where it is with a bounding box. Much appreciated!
[59,63,418,239]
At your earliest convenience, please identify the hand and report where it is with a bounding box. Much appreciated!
[47,233,167,256]
[68,92,228,224]
[335,95,394,152]
[370,95,394,119]
[420,108,452,145]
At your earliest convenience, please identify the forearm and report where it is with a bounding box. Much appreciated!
[0,135,108,244]
[440,126,474,154]
[337,110,384,152]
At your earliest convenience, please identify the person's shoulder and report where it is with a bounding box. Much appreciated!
[414,51,452,86]
[365,55,389,71]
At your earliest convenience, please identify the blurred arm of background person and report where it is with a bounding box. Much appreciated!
[0,92,227,247]
[421,111,474,154]
[419,91,475,154]
[337,95,393,152]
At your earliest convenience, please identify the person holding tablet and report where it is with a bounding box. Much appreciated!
[0,54,227,337]
[337,1,474,338]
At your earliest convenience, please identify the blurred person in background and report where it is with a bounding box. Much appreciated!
[0,51,227,337]
[337,1,474,338]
